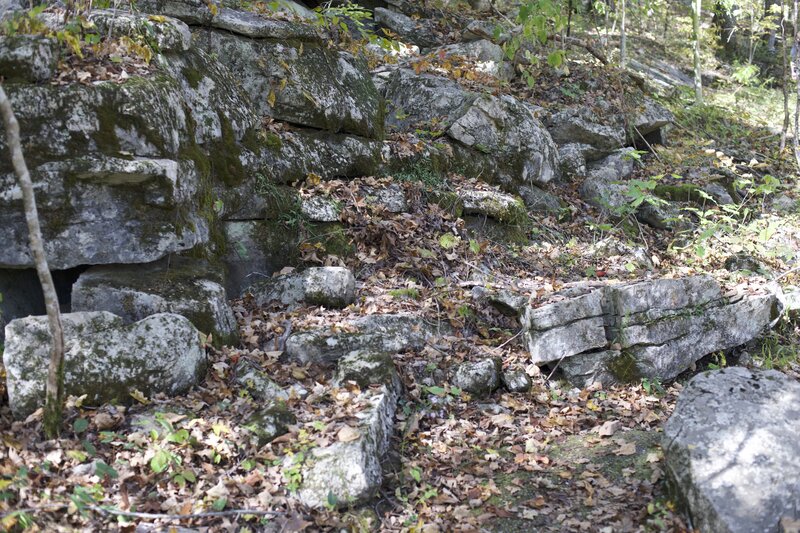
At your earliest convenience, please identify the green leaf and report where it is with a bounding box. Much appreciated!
[409,467,422,483]
[425,386,447,397]
[469,239,481,254]
[94,460,118,479]
[211,497,227,511]
[150,449,171,473]
[438,234,459,249]
[73,418,89,434]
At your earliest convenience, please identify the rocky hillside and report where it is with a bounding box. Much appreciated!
[0,0,799,531]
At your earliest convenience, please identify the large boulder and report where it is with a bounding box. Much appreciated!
[0,78,207,269]
[0,35,57,82]
[194,28,384,139]
[546,106,626,161]
[374,7,440,49]
[663,368,800,533]
[3,312,206,419]
[382,69,559,191]
[519,277,776,386]
[71,261,238,347]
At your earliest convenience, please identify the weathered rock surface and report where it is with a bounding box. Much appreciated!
[432,39,512,80]
[459,189,528,224]
[285,314,438,365]
[374,7,440,49]
[0,79,207,269]
[519,277,776,385]
[546,107,626,160]
[234,358,289,403]
[451,358,501,397]
[334,351,401,392]
[71,261,238,346]
[244,402,296,447]
[195,28,384,139]
[663,368,800,533]
[501,370,532,393]
[246,266,356,308]
[382,69,559,190]
[0,34,57,82]
[4,312,205,418]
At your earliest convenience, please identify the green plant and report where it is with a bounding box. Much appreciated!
[641,377,665,396]
[389,287,421,300]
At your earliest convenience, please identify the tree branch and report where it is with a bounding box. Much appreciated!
[0,83,65,439]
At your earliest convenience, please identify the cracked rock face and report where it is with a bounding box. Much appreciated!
[3,312,206,419]
[663,368,800,533]
[521,276,776,386]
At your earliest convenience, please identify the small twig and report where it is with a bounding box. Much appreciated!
[545,354,568,381]
[632,124,662,163]
[774,264,800,282]
[86,505,281,521]
[494,329,524,351]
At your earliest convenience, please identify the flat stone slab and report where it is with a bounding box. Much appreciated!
[245,266,355,308]
[663,368,800,533]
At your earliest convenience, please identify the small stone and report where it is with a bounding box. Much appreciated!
[246,267,355,308]
[501,370,532,393]
[451,359,501,397]
[724,253,763,274]
[234,359,289,403]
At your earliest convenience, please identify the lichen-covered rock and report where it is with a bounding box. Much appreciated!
[71,261,238,347]
[459,189,529,224]
[374,7,440,49]
[244,402,296,447]
[301,196,342,222]
[88,10,192,52]
[554,277,776,386]
[234,358,289,403]
[296,380,401,508]
[3,312,206,419]
[285,314,438,365]
[0,78,207,269]
[0,34,57,82]
[471,285,528,317]
[246,266,355,308]
[632,97,674,138]
[522,288,607,363]
[383,69,559,190]
[501,370,532,393]
[334,351,401,391]
[195,29,384,139]
[451,358,500,397]
[663,368,800,533]
[558,143,590,177]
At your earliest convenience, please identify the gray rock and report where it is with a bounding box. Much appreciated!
[558,143,590,177]
[234,358,289,403]
[301,196,342,222]
[246,266,355,308]
[771,193,797,214]
[374,7,439,49]
[0,35,56,82]
[447,94,560,189]
[559,349,624,388]
[663,368,800,533]
[0,79,207,270]
[88,10,191,52]
[334,351,401,391]
[546,107,626,159]
[4,312,206,419]
[297,379,401,508]
[501,370,532,393]
[285,314,437,365]
[71,261,238,347]
[244,402,296,447]
[459,189,528,224]
[451,358,501,397]
[612,275,722,322]
[462,19,508,43]
[431,40,512,80]
[632,97,674,137]
[702,181,735,205]
[362,182,408,213]
[195,29,384,139]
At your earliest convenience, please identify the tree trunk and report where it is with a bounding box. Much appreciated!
[620,0,627,66]
[781,0,790,151]
[0,84,64,439]
[693,0,704,104]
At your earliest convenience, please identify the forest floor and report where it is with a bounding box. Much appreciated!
[2,7,800,533]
